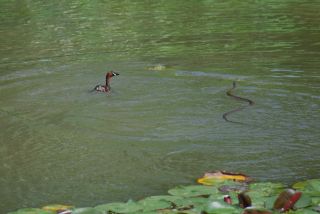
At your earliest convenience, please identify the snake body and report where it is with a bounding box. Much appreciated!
[222,82,255,123]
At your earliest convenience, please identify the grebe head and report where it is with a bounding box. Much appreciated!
[106,71,119,79]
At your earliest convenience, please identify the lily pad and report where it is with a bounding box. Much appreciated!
[42,204,73,212]
[197,171,252,186]
[311,197,320,205]
[138,197,172,211]
[294,193,312,209]
[72,207,102,214]
[94,200,142,213]
[288,209,319,214]
[264,195,278,210]
[246,190,272,208]
[249,182,284,197]
[203,206,239,214]
[242,208,272,214]
[7,208,54,214]
[293,179,320,197]
[156,210,197,214]
[187,196,210,207]
[139,195,198,210]
[227,191,240,205]
[168,185,218,197]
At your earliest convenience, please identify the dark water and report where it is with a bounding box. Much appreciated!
[1,1,320,213]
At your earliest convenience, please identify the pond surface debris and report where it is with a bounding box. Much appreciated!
[8,171,320,214]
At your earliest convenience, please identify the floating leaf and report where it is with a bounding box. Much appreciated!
[168,185,218,197]
[287,208,319,214]
[242,208,272,214]
[264,196,278,210]
[72,207,102,214]
[309,180,320,192]
[246,190,274,208]
[42,204,73,212]
[203,206,239,214]
[197,171,252,186]
[293,179,320,197]
[227,191,240,205]
[155,210,197,214]
[187,196,210,207]
[7,208,54,214]
[311,197,320,205]
[8,177,320,214]
[293,181,309,190]
[138,197,172,211]
[94,200,142,213]
[249,182,284,197]
[138,195,197,210]
[294,193,312,209]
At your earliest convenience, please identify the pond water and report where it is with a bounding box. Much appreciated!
[1,1,319,213]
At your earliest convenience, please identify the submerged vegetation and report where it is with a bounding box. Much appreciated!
[8,172,320,214]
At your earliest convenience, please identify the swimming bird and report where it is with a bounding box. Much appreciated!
[93,71,119,92]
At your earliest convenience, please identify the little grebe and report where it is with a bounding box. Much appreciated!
[93,71,119,92]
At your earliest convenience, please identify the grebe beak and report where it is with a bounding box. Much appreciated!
[112,72,119,76]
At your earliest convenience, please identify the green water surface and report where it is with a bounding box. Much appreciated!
[1,1,320,213]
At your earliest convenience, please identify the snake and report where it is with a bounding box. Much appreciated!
[222,81,255,123]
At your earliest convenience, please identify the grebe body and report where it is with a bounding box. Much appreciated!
[93,71,119,92]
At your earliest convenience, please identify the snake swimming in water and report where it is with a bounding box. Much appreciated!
[222,82,255,123]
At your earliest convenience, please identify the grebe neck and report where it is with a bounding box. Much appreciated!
[106,77,111,87]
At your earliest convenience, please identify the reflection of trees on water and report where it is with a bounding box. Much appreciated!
[1,1,319,71]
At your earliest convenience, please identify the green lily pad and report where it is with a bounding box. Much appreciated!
[242,208,272,214]
[72,207,102,214]
[130,211,162,214]
[293,181,309,190]
[249,182,284,197]
[287,208,319,214]
[202,195,241,214]
[246,193,269,208]
[140,195,198,210]
[157,210,197,214]
[7,208,54,214]
[168,185,218,197]
[94,200,142,213]
[187,196,211,207]
[311,196,320,205]
[294,193,312,209]
[140,209,198,214]
[138,197,172,211]
[309,180,320,191]
[264,195,278,210]
[293,179,320,197]
[227,191,239,205]
[203,207,238,214]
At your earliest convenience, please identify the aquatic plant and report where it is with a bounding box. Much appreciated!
[7,176,320,214]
